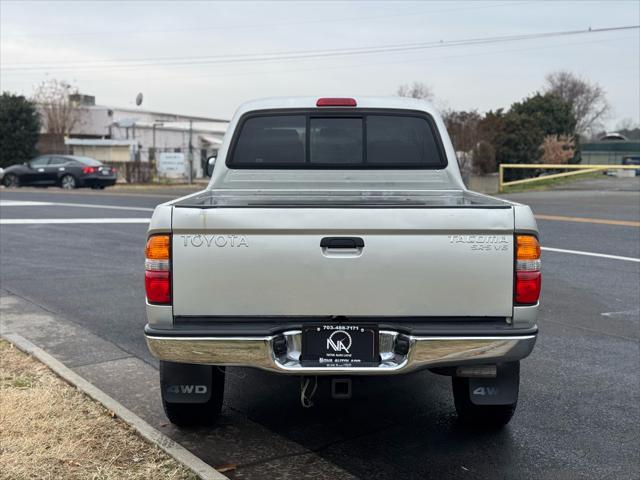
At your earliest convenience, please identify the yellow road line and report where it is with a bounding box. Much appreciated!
[535,214,640,227]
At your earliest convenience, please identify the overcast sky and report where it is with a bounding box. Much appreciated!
[1,1,638,129]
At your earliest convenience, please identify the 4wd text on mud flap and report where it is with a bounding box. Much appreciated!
[166,385,208,394]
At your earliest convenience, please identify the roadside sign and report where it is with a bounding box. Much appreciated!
[158,152,186,177]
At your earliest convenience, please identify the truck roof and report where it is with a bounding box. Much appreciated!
[234,96,440,116]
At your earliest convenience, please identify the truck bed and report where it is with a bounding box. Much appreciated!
[169,190,516,318]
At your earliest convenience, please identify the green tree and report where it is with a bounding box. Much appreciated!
[510,93,576,137]
[478,109,506,148]
[493,94,578,178]
[495,111,544,173]
[0,93,41,168]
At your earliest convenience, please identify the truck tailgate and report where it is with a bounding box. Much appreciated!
[171,206,514,317]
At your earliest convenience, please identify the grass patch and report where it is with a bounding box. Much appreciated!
[0,340,198,480]
[501,171,604,193]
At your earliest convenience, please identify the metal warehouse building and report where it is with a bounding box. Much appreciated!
[580,134,640,165]
[37,93,229,180]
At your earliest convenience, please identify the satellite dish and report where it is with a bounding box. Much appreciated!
[135,92,143,106]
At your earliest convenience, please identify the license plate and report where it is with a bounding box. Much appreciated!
[101,170,110,175]
[301,324,379,367]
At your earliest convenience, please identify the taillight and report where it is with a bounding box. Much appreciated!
[145,234,171,304]
[316,97,357,107]
[83,166,97,174]
[515,235,541,304]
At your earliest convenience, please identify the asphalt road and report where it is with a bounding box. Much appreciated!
[1,179,638,479]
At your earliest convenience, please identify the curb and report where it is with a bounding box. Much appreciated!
[2,333,229,480]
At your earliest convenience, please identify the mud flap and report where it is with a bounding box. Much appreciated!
[160,362,212,404]
[468,362,519,406]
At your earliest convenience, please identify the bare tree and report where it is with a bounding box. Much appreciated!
[441,109,482,153]
[615,118,639,131]
[32,79,80,136]
[544,70,610,137]
[540,134,575,164]
[396,81,434,101]
[471,141,497,175]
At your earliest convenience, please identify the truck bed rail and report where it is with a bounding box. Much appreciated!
[173,189,511,209]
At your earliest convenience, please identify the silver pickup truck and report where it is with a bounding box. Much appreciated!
[144,97,541,429]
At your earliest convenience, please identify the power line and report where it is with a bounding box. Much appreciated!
[56,35,638,83]
[0,1,529,39]
[5,34,634,96]
[2,25,638,73]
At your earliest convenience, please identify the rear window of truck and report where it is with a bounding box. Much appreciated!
[228,110,446,169]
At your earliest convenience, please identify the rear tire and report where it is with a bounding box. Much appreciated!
[3,174,19,188]
[160,362,225,427]
[452,362,519,428]
[60,174,77,189]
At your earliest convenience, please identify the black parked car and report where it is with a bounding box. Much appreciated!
[2,155,117,189]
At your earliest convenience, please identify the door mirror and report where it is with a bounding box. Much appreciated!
[206,156,216,177]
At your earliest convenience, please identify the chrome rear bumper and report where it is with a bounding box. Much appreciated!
[145,329,536,375]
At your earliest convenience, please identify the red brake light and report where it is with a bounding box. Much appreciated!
[145,270,171,304]
[515,234,541,304]
[145,234,171,304]
[515,271,541,304]
[316,97,357,107]
[83,166,97,174]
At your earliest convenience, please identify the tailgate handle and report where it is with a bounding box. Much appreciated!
[320,237,364,249]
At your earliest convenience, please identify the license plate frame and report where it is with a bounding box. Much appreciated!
[301,324,379,367]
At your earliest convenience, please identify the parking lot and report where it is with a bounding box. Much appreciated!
[1,178,638,479]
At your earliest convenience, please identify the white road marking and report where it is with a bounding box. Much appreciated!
[0,200,53,207]
[0,199,153,212]
[1,218,150,224]
[542,247,640,263]
[601,309,640,317]
[47,202,154,212]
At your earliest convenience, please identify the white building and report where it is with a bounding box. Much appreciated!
[40,93,229,179]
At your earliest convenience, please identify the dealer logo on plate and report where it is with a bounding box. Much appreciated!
[327,330,352,353]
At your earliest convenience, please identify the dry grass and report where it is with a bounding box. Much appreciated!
[501,170,603,193]
[0,340,197,480]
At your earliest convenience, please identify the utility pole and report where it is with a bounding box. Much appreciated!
[188,120,193,184]
[152,123,156,159]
